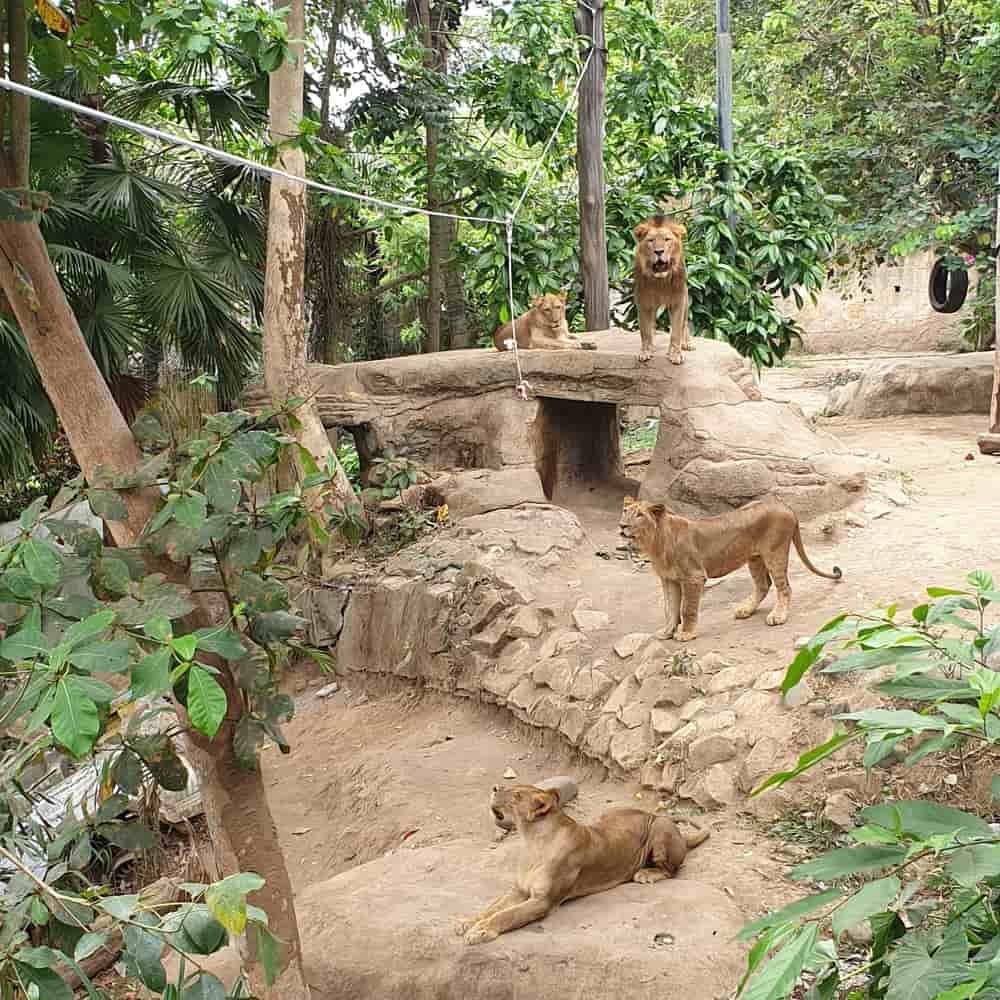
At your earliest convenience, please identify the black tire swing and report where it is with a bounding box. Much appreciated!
[928,258,969,314]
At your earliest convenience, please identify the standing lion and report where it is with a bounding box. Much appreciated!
[633,214,694,364]
[493,289,581,352]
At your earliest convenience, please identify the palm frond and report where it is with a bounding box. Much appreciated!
[48,244,135,293]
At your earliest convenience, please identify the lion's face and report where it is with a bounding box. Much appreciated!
[530,290,568,331]
[619,495,666,550]
[490,784,558,828]
[634,216,686,278]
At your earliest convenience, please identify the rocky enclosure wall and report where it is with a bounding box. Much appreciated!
[320,489,814,812]
[245,329,872,519]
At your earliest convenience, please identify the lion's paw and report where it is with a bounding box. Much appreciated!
[668,349,684,365]
[464,926,498,946]
[765,611,788,627]
[733,604,755,620]
[683,339,696,351]
[638,349,653,362]
[455,920,473,937]
[633,869,667,884]
[656,626,678,640]
[674,629,697,642]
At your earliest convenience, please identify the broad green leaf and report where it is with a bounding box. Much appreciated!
[172,633,198,661]
[790,845,908,882]
[967,571,994,593]
[837,709,949,732]
[885,924,970,1000]
[20,537,62,588]
[876,676,975,701]
[131,412,169,448]
[19,496,47,531]
[738,889,841,941]
[751,729,857,797]
[144,613,173,642]
[250,610,307,643]
[192,627,246,660]
[927,587,968,597]
[0,626,51,662]
[64,675,117,704]
[131,648,173,699]
[187,665,227,737]
[111,749,144,796]
[64,611,116,649]
[123,922,167,992]
[25,686,56,733]
[204,873,265,935]
[947,845,1000,888]
[12,962,73,1000]
[174,493,208,530]
[95,556,131,597]
[30,896,49,925]
[256,923,282,987]
[202,458,242,513]
[180,972,227,1000]
[860,802,994,840]
[51,680,100,757]
[739,923,818,1000]
[831,876,900,938]
[98,822,157,851]
[68,638,130,674]
[100,895,138,921]
[932,979,988,1000]
[233,715,266,769]
[822,647,931,674]
[163,904,226,955]
[87,488,128,521]
[15,946,64,968]
[75,931,109,962]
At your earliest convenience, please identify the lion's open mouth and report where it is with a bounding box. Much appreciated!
[651,260,669,274]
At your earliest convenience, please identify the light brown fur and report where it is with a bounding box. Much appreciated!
[633,214,693,364]
[493,289,580,352]
[620,495,842,641]
[458,784,708,945]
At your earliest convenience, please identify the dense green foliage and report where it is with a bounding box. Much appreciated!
[741,571,1000,999]
[0,400,349,996]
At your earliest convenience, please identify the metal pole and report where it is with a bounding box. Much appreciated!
[978,161,1000,454]
[716,0,735,236]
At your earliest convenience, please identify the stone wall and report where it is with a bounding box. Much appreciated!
[781,251,975,355]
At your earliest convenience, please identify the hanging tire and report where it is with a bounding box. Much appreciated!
[928,259,969,314]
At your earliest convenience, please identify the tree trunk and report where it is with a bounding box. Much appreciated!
[318,0,347,141]
[419,0,445,354]
[442,217,471,348]
[0,204,313,1000]
[0,218,159,546]
[263,0,360,513]
[8,0,29,188]
[575,0,610,331]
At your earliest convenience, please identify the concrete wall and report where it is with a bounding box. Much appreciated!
[781,251,975,355]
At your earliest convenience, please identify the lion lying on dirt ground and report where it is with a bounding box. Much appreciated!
[457,784,708,945]
[633,214,693,364]
[620,494,842,642]
[493,289,581,351]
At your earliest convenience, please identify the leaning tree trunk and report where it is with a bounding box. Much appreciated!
[263,0,360,513]
[0,199,309,999]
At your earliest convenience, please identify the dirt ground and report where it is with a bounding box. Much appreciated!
[247,358,1000,964]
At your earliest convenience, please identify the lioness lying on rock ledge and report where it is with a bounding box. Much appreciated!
[493,289,581,351]
[457,784,708,945]
[620,494,842,641]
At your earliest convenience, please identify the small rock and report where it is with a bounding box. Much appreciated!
[706,665,757,695]
[737,737,781,794]
[537,775,578,807]
[603,677,639,716]
[316,682,340,698]
[680,698,707,723]
[755,669,787,692]
[610,724,651,771]
[944,773,959,786]
[651,708,681,737]
[782,679,814,709]
[503,767,518,780]
[558,705,589,745]
[698,710,737,735]
[614,633,653,659]
[658,764,678,794]
[508,607,544,639]
[569,663,614,702]
[698,651,732,674]
[637,676,693,708]
[292,827,311,836]
[844,512,868,529]
[822,791,857,830]
[537,551,561,569]
[666,721,700,748]
[619,702,651,729]
[640,761,662,789]
[573,609,611,632]
[688,734,738,771]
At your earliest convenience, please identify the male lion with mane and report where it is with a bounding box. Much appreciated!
[633,214,693,364]
[493,288,580,352]
[457,784,707,945]
[620,494,842,641]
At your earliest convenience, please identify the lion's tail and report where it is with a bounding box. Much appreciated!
[792,525,842,581]
[680,819,709,850]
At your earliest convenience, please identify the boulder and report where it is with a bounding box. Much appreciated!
[290,841,748,999]
[822,352,994,418]
[244,331,869,519]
